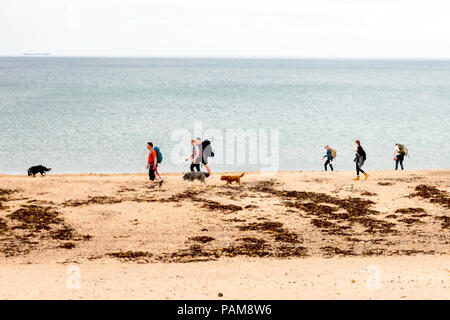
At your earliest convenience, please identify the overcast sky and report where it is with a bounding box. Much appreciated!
[1,0,449,58]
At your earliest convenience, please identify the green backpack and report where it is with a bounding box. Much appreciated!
[398,144,408,156]
[153,146,163,164]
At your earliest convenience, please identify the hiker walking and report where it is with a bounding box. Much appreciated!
[353,140,369,180]
[394,143,408,170]
[322,145,335,171]
[146,142,163,187]
[187,139,201,172]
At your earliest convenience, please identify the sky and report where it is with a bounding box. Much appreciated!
[1,0,449,58]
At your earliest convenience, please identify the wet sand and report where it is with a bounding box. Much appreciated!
[0,170,449,299]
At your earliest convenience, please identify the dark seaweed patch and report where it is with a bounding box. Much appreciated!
[395,208,426,214]
[435,216,450,229]
[1,205,91,256]
[361,191,378,196]
[0,218,8,234]
[108,251,153,260]
[189,236,215,243]
[398,218,422,225]
[59,242,76,249]
[65,196,122,207]
[410,185,450,208]
[201,200,242,213]
[7,205,62,230]
[320,246,355,257]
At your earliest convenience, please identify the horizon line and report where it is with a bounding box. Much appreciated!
[1,54,450,61]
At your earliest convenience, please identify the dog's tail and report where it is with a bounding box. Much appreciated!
[240,173,245,177]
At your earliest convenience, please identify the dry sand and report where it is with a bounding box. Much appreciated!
[0,170,449,299]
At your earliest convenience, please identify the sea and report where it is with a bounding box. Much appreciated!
[0,57,449,174]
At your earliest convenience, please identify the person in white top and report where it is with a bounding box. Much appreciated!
[393,143,405,170]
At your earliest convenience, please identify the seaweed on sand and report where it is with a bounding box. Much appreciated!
[410,185,450,208]
[59,242,76,249]
[237,221,299,243]
[166,189,203,202]
[395,208,426,214]
[360,191,378,196]
[398,218,422,225]
[320,246,356,257]
[7,205,63,230]
[189,236,215,243]
[50,225,75,240]
[221,238,270,257]
[0,188,19,210]
[1,205,91,256]
[0,218,8,234]
[435,216,450,229]
[64,196,122,207]
[356,217,397,234]
[201,200,242,213]
[108,251,153,260]
[0,188,18,198]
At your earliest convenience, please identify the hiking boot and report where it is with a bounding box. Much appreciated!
[353,176,360,181]
[364,173,369,180]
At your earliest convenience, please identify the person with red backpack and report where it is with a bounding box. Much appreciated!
[146,142,163,187]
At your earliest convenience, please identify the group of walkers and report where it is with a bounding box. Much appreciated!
[146,138,214,187]
[322,140,409,180]
[147,138,409,186]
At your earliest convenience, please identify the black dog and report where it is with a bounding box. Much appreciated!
[182,171,210,183]
[28,165,51,177]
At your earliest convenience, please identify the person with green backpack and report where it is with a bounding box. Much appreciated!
[146,142,163,187]
[394,143,408,170]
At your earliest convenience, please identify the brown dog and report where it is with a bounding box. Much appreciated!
[220,173,245,185]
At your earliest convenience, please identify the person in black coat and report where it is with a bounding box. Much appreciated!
[353,140,369,180]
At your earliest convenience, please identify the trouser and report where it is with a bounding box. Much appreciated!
[190,163,200,172]
[148,163,157,181]
[324,159,333,171]
[395,154,404,170]
[356,161,366,176]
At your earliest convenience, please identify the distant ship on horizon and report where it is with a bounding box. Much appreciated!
[23,53,52,56]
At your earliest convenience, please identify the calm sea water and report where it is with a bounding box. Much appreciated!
[0,58,449,174]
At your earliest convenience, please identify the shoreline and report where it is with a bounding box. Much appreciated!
[1,168,449,178]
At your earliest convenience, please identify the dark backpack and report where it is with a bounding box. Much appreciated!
[153,146,163,164]
[202,140,214,158]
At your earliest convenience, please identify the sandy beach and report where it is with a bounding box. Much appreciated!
[0,170,449,299]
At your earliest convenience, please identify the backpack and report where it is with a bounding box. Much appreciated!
[330,148,337,160]
[398,144,408,156]
[153,146,163,164]
[202,140,215,158]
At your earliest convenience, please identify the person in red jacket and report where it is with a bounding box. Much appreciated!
[146,142,163,187]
